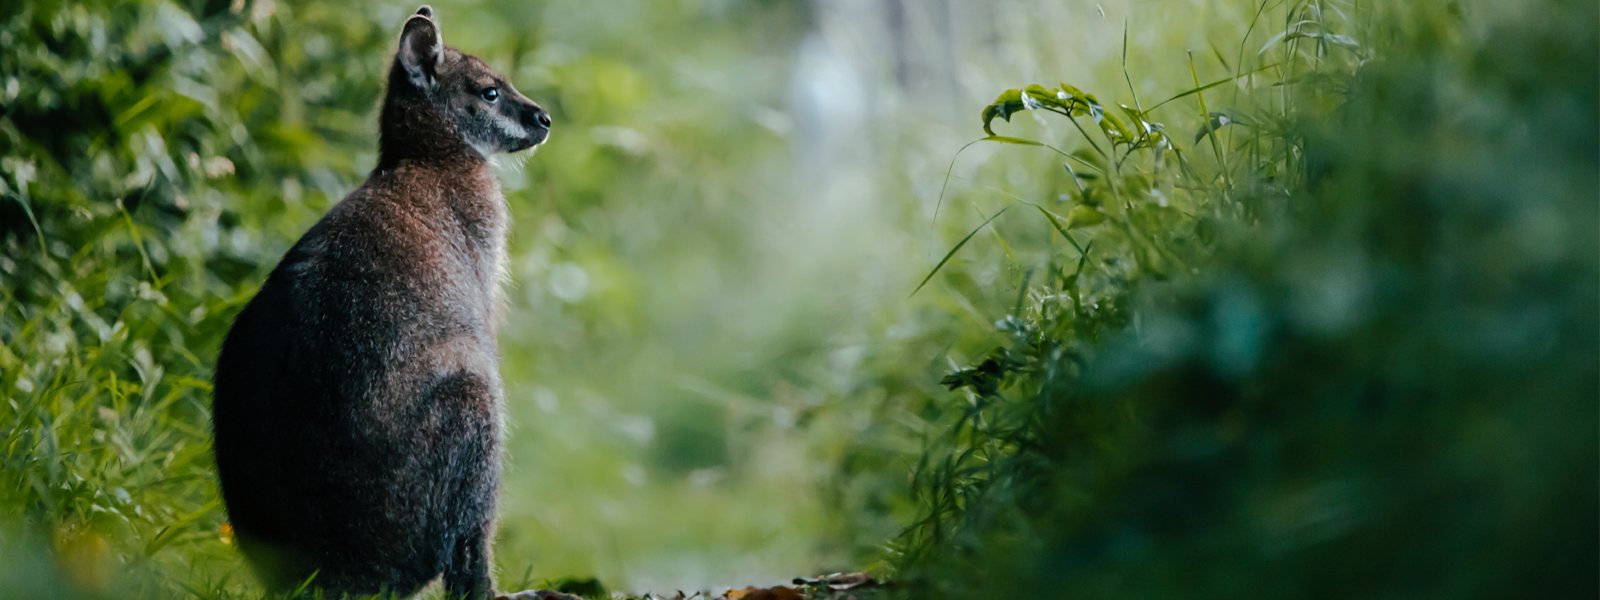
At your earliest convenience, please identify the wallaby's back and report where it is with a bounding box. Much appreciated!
[211,6,549,598]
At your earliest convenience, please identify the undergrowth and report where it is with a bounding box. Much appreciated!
[881,0,1596,597]
[1,0,398,597]
[893,0,1360,562]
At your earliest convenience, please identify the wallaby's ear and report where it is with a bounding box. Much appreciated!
[397,8,442,91]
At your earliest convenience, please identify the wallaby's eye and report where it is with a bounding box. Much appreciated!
[480,87,500,103]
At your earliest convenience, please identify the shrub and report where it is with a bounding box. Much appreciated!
[888,1,1597,597]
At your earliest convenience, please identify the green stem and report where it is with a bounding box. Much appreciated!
[1189,51,1231,189]
[14,194,47,257]
[118,197,160,289]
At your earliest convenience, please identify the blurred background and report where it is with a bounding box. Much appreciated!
[1,0,1594,597]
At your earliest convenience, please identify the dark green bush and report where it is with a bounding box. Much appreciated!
[889,1,1597,597]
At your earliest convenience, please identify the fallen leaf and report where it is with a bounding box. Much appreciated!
[722,586,802,600]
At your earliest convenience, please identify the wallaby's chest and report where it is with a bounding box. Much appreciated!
[361,163,506,293]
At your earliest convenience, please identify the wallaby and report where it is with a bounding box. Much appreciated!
[212,6,551,598]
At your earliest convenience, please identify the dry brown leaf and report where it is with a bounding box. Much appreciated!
[722,586,803,600]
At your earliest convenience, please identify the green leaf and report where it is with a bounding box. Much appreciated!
[1257,20,1322,54]
[1031,205,1086,255]
[978,136,1103,175]
[982,89,1027,135]
[1072,148,1106,171]
[941,358,1008,396]
[1074,94,1131,146]
[1057,83,1093,116]
[1085,94,1105,123]
[983,135,1046,147]
[1118,103,1168,147]
[1324,33,1359,48]
[983,85,1076,135]
[1022,84,1049,104]
[1101,111,1136,145]
[142,499,220,556]
[981,105,1001,135]
[1117,103,1145,125]
[1065,205,1106,229]
[1146,62,1280,113]
[1256,20,1359,54]
[912,205,1014,297]
[1194,112,1239,144]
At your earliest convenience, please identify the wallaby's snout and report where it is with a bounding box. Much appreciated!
[528,104,552,129]
[512,94,551,151]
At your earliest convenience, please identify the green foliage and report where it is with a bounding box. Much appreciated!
[881,0,1597,597]
[0,0,394,596]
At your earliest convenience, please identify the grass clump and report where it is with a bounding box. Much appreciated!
[0,0,399,596]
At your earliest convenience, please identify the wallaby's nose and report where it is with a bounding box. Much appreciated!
[526,106,551,129]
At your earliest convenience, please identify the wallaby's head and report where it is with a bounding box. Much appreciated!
[380,5,550,164]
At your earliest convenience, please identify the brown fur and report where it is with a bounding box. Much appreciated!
[211,6,548,598]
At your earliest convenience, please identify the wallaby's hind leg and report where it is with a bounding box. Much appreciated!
[425,371,501,600]
[443,518,493,599]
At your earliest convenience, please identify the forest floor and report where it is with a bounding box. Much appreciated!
[504,573,888,600]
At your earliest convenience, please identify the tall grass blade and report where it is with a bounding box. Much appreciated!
[1147,63,1278,112]
[1189,51,1230,187]
[912,205,1014,297]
